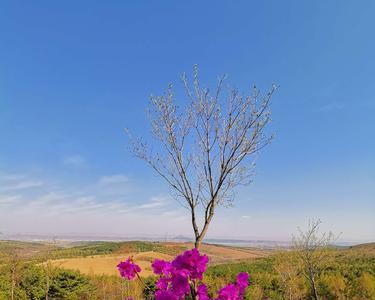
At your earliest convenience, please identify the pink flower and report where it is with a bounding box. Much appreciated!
[155,290,178,300]
[172,248,208,280]
[216,284,240,300]
[215,272,249,300]
[170,271,190,296]
[152,259,172,275]
[197,283,210,300]
[117,257,141,280]
[156,277,169,290]
[152,249,209,298]
[236,272,249,295]
[118,249,249,299]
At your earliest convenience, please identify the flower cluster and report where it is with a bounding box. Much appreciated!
[117,257,141,280]
[152,248,208,299]
[117,248,249,299]
[216,272,250,299]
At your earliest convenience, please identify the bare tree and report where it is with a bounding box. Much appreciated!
[292,219,337,300]
[7,252,22,300]
[128,66,276,248]
[274,251,308,300]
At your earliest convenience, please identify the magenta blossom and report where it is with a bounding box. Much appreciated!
[156,277,169,290]
[197,283,210,300]
[216,272,250,300]
[172,248,208,280]
[118,248,249,299]
[155,290,178,300]
[152,259,172,275]
[117,257,141,280]
[170,271,190,296]
[153,248,209,299]
[216,284,240,300]
[236,272,249,295]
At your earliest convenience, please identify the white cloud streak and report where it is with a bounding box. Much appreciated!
[62,154,86,166]
[0,171,182,236]
[98,174,129,185]
[0,180,44,192]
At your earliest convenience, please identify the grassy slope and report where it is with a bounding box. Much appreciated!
[0,240,186,260]
[47,242,271,276]
[0,239,270,259]
[0,240,272,277]
[0,240,51,259]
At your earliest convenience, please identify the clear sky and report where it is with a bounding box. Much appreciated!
[0,1,374,243]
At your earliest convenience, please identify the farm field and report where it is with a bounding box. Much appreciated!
[50,251,173,277]
[49,242,270,277]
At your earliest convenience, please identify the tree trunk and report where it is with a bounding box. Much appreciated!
[194,222,210,249]
[193,203,215,249]
[309,270,319,300]
[194,236,202,249]
[11,265,16,300]
[45,274,49,300]
[311,280,319,300]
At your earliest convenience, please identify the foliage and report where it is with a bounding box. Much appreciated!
[19,264,45,299]
[48,268,93,299]
[292,219,338,300]
[0,263,92,300]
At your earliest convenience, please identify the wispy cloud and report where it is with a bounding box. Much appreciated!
[0,180,44,192]
[0,195,22,205]
[137,196,169,209]
[318,102,346,112]
[62,154,86,166]
[0,170,189,237]
[98,174,129,185]
[0,171,172,218]
[0,173,25,181]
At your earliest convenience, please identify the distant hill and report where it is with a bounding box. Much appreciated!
[0,239,270,263]
[0,240,51,258]
[350,242,375,250]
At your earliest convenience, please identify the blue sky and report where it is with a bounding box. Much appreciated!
[0,1,374,242]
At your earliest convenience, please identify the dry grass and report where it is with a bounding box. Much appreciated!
[51,251,173,277]
[195,243,270,263]
[50,243,270,277]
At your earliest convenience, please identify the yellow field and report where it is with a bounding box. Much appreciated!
[51,243,269,277]
[51,251,173,277]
